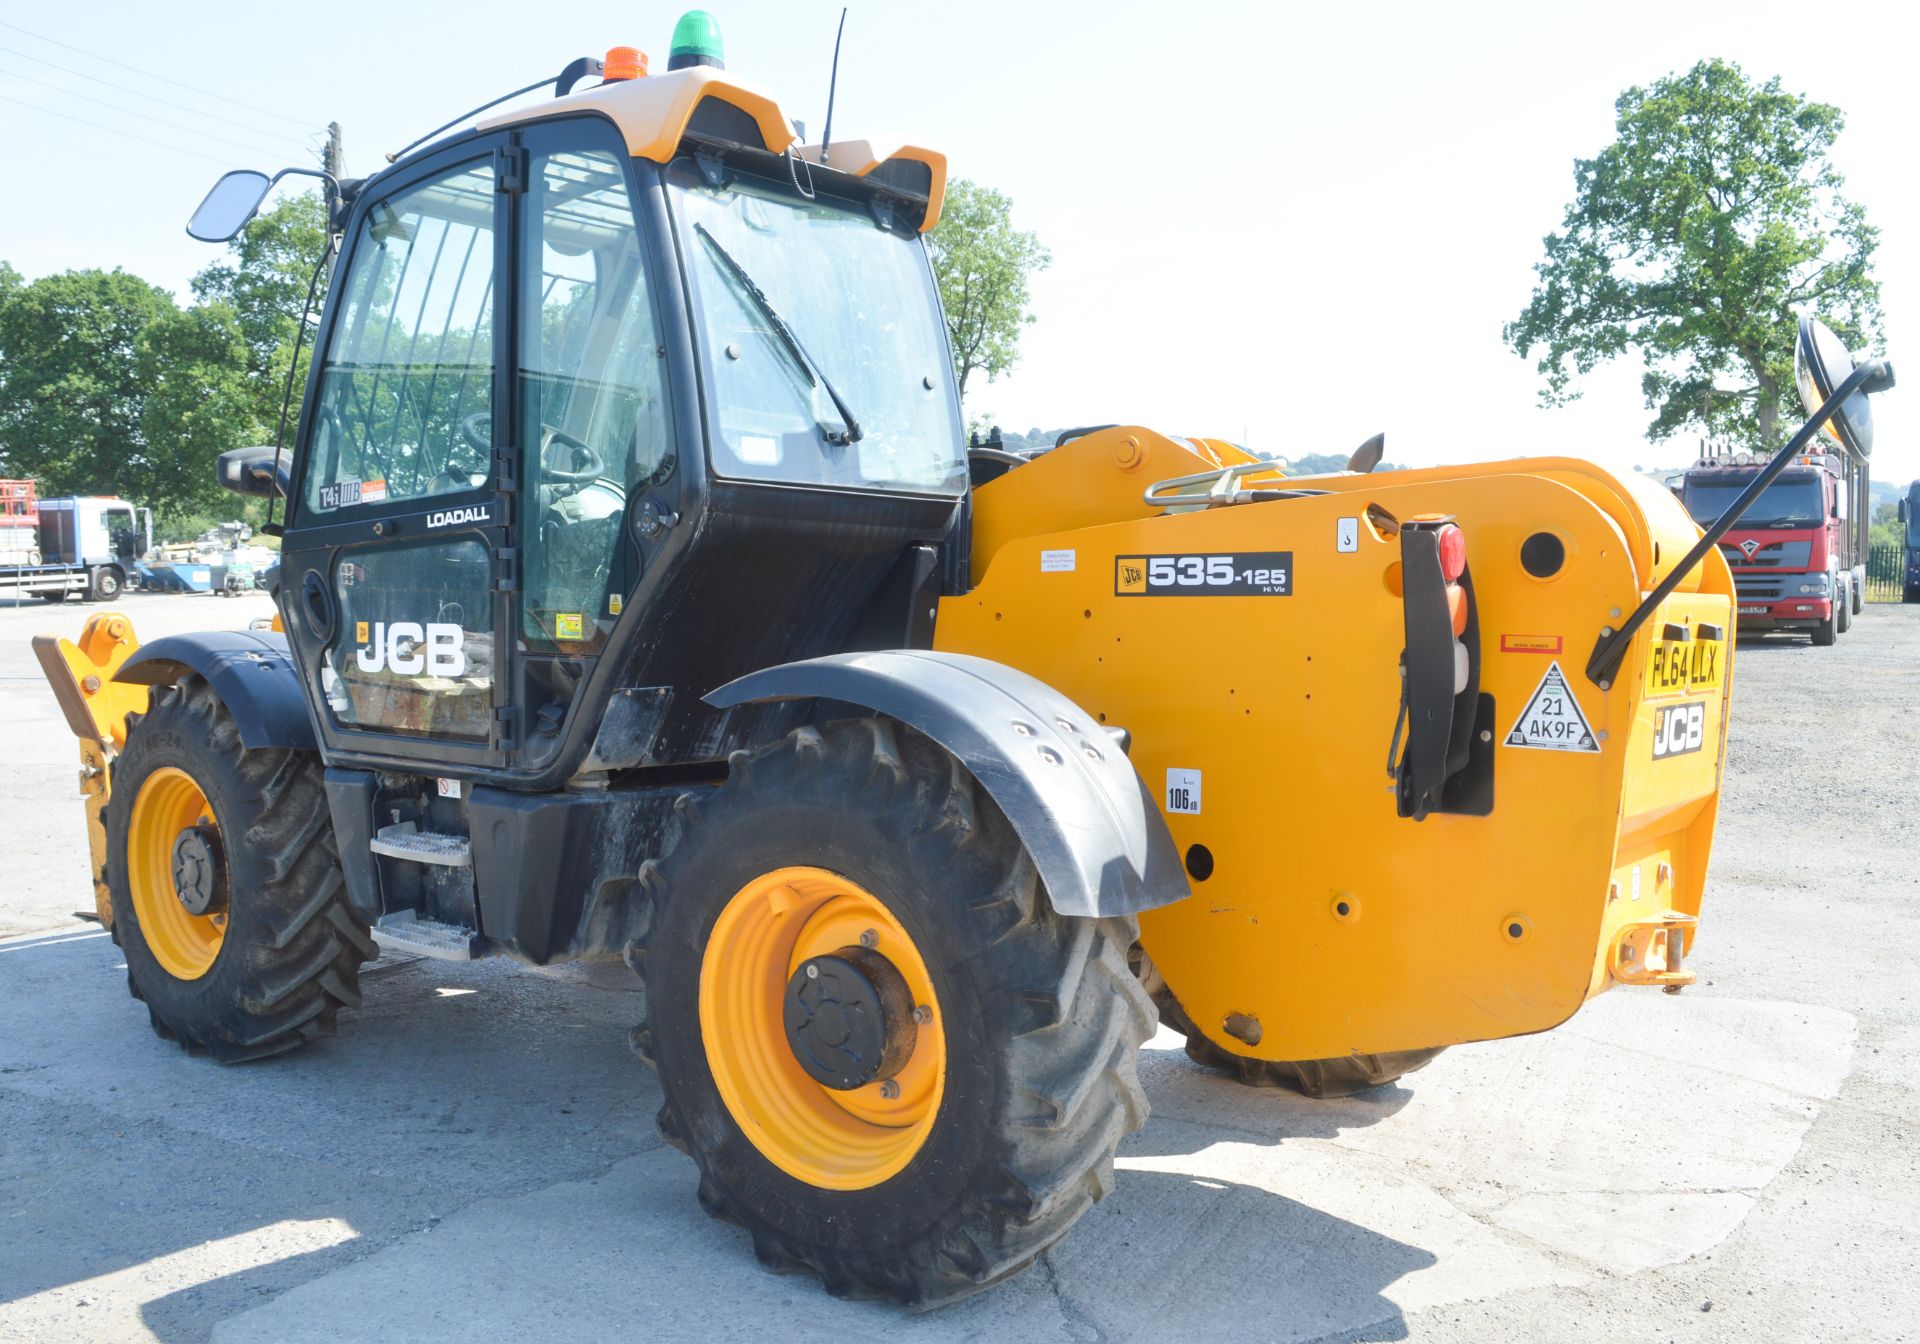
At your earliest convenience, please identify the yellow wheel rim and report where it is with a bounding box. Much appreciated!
[127,766,227,980]
[699,866,945,1191]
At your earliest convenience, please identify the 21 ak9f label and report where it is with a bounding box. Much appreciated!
[1115,551,1293,596]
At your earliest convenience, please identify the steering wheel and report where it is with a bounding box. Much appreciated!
[539,426,607,484]
[459,411,492,453]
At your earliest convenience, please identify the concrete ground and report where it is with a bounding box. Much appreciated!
[0,589,1914,1344]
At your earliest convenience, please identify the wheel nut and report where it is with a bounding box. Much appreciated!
[804,963,819,980]
[911,1004,932,1025]
[878,1079,900,1100]
[859,928,878,949]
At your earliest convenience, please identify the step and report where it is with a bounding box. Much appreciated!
[369,822,471,867]
[373,913,487,961]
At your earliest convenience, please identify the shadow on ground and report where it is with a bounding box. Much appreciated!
[0,928,1437,1344]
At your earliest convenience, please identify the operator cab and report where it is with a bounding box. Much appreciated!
[194,34,961,787]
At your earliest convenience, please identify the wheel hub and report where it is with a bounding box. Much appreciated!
[169,825,226,918]
[782,947,917,1090]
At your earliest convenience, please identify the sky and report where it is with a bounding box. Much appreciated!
[2,0,1916,486]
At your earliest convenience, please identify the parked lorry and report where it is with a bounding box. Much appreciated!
[0,487,151,602]
[1676,323,1874,645]
[31,13,1898,1305]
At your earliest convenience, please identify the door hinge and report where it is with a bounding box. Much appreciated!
[493,705,517,752]
[493,547,519,593]
[495,144,529,195]
[494,450,519,494]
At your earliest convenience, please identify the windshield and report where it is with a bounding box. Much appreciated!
[669,163,963,494]
[1684,475,1825,529]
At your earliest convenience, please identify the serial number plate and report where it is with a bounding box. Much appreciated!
[1645,635,1724,697]
[1115,552,1293,596]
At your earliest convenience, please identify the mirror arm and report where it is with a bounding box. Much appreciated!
[267,166,341,219]
[1584,358,1892,689]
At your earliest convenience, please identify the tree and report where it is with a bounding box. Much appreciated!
[137,302,260,528]
[1505,59,1880,451]
[0,269,175,493]
[926,179,1049,404]
[191,192,330,430]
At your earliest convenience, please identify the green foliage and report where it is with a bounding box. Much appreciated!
[1869,498,1904,551]
[1506,59,1880,451]
[0,192,331,524]
[191,192,330,430]
[0,268,175,491]
[137,302,259,520]
[927,179,1049,403]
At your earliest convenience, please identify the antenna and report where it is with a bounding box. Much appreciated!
[820,8,848,162]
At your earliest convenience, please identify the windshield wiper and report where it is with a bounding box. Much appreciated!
[693,223,863,445]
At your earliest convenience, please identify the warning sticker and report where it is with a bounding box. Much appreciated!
[1040,548,1077,573]
[555,613,584,640]
[1504,660,1600,753]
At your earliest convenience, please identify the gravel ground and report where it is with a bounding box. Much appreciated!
[0,590,1914,1343]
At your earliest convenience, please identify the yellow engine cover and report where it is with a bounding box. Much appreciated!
[938,430,1732,1062]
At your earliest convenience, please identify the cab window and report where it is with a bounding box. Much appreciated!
[303,160,497,516]
[518,142,671,653]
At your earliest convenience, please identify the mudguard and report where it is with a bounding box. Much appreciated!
[706,650,1190,919]
[115,631,316,752]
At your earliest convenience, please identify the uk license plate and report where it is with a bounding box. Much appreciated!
[1645,633,1725,697]
[1737,605,1768,615]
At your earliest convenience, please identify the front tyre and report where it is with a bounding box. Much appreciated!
[1812,605,1838,646]
[107,676,374,1061]
[88,566,122,602]
[636,720,1154,1304]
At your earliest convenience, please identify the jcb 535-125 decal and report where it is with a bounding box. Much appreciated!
[1114,552,1293,596]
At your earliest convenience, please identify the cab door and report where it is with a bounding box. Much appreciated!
[279,120,676,777]
[279,139,513,772]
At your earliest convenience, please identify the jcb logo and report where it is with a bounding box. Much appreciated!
[1651,701,1706,760]
[355,621,467,677]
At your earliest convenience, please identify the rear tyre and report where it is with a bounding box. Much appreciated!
[1837,588,1853,634]
[636,719,1154,1304]
[1812,607,1838,646]
[107,675,374,1061]
[88,566,122,602]
[1133,947,1442,1098]
[35,590,68,603]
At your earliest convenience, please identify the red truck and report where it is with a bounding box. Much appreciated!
[1677,447,1866,645]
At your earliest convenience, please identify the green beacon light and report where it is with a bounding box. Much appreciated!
[669,11,725,71]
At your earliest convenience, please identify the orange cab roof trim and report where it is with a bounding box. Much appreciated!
[795,139,948,231]
[476,66,794,165]
[475,68,946,233]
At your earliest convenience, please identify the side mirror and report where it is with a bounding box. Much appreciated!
[217,445,290,499]
[1900,498,1910,524]
[187,170,274,243]
[1795,316,1876,459]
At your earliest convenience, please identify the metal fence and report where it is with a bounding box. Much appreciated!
[1865,543,1911,603]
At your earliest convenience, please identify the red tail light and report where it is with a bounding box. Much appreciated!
[1437,523,1467,583]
